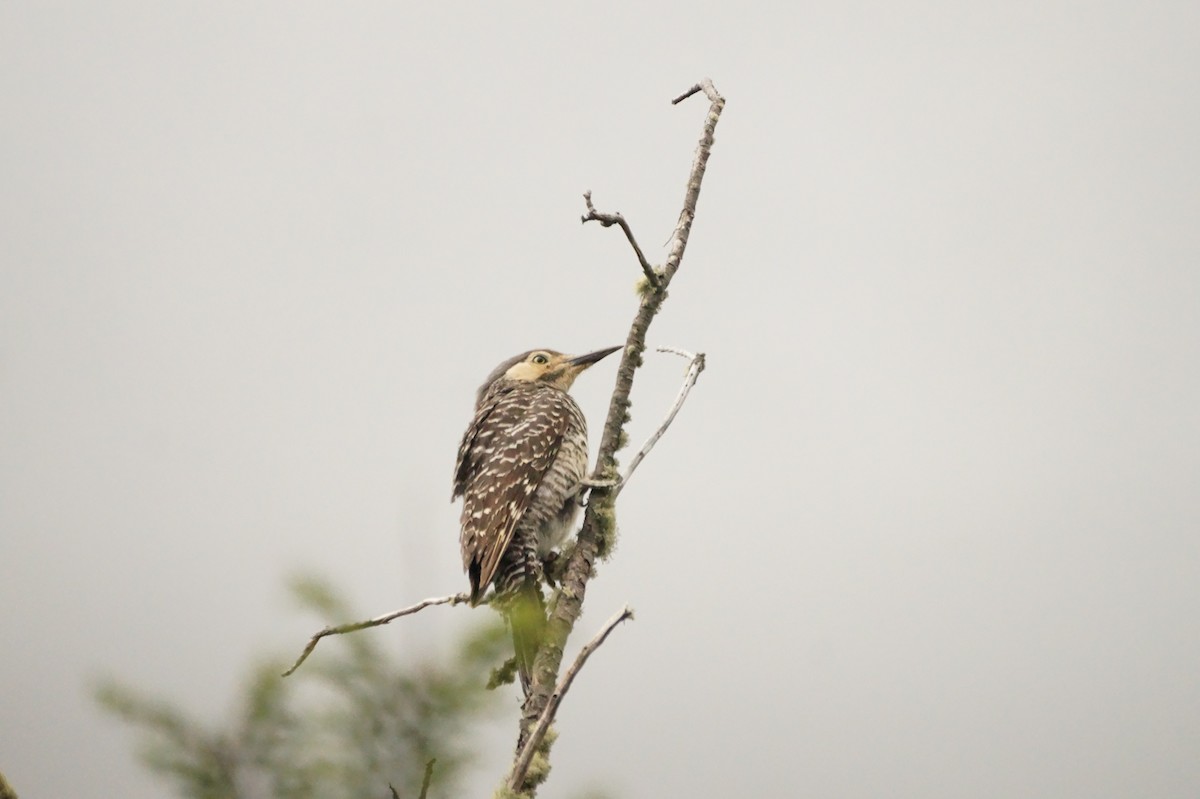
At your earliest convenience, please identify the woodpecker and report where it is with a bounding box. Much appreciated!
[453,346,620,692]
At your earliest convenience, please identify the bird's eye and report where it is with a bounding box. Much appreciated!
[532,354,549,365]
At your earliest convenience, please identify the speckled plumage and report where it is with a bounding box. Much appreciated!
[452,346,618,692]
[453,377,588,602]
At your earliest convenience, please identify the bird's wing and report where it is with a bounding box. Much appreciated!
[455,387,568,599]
[453,396,497,502]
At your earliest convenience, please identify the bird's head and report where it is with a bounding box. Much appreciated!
[477,346,621,406]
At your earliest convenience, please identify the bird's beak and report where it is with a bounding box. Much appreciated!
[567,345,622,369]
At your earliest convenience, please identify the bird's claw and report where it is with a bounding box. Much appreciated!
[542,551,566,587]
[580,476,622,489]
[576,476,622,507]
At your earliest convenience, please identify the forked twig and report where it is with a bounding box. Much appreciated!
[508,605,635,790]
[582,191,660,289]
[282,593,472,677]
[618,346,706,494]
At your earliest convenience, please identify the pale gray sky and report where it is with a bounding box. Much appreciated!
[2,3,1199,798]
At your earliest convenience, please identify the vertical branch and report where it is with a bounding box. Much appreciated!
[509,79,725,793]
[663,79,724,286]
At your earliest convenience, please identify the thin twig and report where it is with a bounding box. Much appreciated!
[671,84,702,105]
[581,190,660,289]
[508,606,635,791]
[418,758,437,799]
[617,346,706,495]
[512,78,724,792]
[282,593,471,677]
[672,79,721,106]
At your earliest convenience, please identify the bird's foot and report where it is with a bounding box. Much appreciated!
[580,476,622,489]
[576,475,623,506]
[542,551,565,587]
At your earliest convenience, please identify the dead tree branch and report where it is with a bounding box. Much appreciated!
[282,593,470,677]
[510,77,725,795]
[581,191,660,289]
[617,347,706,495]
[507,606,634,791]
[670,83,703,105]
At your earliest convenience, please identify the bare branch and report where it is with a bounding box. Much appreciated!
[282,593,471,677]
[581,190,660,289]
[664,79,724,285]
[508,606,634,791]
[512,79,725,789]
[617,346,706,494]
[670,84,702,105]
[671,78,721,106]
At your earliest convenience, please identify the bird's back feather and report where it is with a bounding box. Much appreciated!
[454,382,573,602]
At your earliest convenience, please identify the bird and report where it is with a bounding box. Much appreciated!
[453,345,620,693]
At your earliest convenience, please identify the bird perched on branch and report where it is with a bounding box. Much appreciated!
[453,346,620,693]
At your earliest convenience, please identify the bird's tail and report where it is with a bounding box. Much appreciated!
[507,580,546,696]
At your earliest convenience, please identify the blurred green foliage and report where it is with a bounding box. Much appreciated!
[94,575,508,799]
